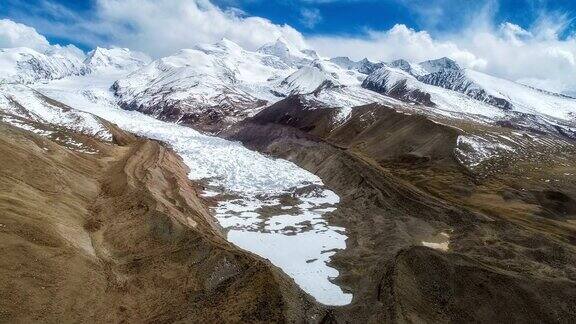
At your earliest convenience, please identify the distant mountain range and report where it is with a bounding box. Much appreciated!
[1,36,575,138]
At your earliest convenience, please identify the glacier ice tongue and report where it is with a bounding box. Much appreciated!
[34,72,353,306]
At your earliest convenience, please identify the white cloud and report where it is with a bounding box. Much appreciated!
[499,22,532,45]
[300,8,322,28]
[10,0,307,57]
[0,18,85,60]
[0,19,50,50]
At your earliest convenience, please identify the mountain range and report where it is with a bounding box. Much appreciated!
[90,38,576,138]
[2,36,574,136]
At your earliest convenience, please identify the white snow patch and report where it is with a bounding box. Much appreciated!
[200,190,220,198]
[0,84,112,141]
[0,115,53,136]
[455,135,515,167]
[421,241,449,251]
[422,232,450,251]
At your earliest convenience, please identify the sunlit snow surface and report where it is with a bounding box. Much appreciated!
[0,84,112,141]
[34,73,352,306]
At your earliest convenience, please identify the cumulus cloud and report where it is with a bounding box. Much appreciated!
[0,18,85,59]
[459,22,576,94]
[96,0,307,55]
[0,19,50,50]
[4,0,307,57]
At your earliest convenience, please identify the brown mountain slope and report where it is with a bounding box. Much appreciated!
[224,95,576,322]
[0,116,323,322]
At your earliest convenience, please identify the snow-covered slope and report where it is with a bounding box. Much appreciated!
[458,69,575,120]
[415,58,513,110]
[330,57,383,75]
[111,40,294,130]
[111,38,372,129]
[418,69,513,110]
[415,58,576,120]
[358,63,576,138]
[84,47,151,72]
[357,57,576,126]
[0,47,88,84]
[362,66,434,106]
[0,45,150,85]
[0,83,112,141]
[278,65,338,94]
[257,37,318,68]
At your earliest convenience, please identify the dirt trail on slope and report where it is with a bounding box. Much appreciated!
[224,96,576,323]
[0,119,324,323]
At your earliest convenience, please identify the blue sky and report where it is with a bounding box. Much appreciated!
[216,0,575,38]
[1,0,575,50]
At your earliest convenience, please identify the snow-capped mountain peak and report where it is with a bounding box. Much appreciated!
[279,65,338,94]
[257,37,316,67]
[0,44,150,85]
[84,47,151,72]
[419,57,461,74]
[362,65,435,106]
[195,37,244,56]
[217,37,242,49]
[301,49,320,60]
[0,46,88,84]
[329,57,383,75]
[388,59,411,71]
[329,56,358,70]
[258,37,296,54]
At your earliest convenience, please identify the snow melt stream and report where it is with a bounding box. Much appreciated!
[35,74,352,306]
